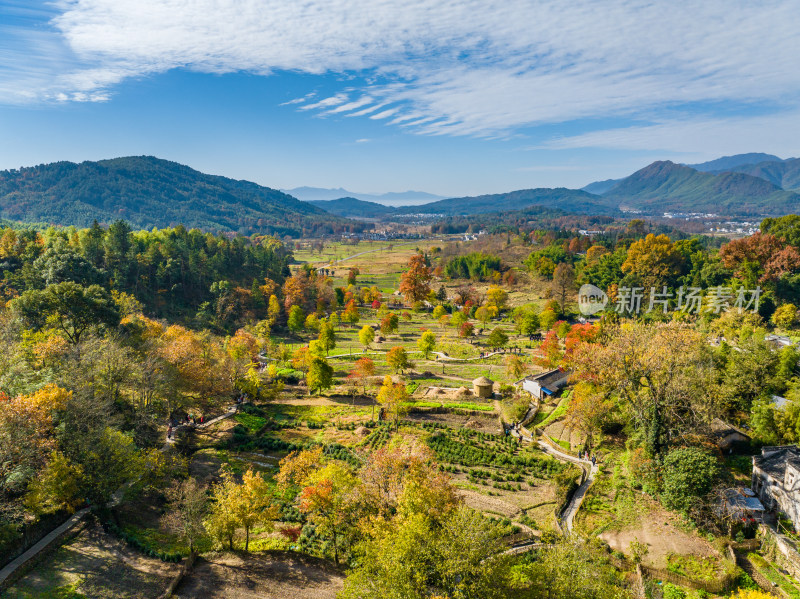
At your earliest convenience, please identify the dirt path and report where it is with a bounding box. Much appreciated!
[5,523,179,598]
[174,551,344,599]
[598,501,717,568]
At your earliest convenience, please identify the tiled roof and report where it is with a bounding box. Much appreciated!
[526,368,572,388]
[754,446,800,480]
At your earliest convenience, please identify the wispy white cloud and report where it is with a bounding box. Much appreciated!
[297,93,349,111]
[3,0,800,149]
[537,112,800,160]
[280,92,316,106]
[326,96,374,114]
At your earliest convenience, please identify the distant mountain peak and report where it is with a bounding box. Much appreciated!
[688,153,785,172]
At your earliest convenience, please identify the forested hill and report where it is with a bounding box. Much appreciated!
[0,156,362,237]
[603,160,800,215]
[393,188,618,216]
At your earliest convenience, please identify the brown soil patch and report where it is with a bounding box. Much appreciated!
[404,411,500,434]
[6,522,179,598]
[458,489,521,518]
[190,449,226,484]
[599,501,718,568]
[174,551,344,599]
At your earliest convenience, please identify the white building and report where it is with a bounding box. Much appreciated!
[752,445,800,529]
[517,368,571,401]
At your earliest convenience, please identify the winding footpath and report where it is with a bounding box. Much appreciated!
[510,422,598,535]
[535,440,598,533]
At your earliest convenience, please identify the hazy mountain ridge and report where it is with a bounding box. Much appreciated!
[284,186,445,206]
[309,197,395,218]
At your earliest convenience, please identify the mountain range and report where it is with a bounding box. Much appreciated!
[0,153,798,236]
[601,160,800,216]
[0,156,359,237]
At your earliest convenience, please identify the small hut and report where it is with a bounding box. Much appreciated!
[472,376,494,399]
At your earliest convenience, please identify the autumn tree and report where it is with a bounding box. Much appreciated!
[386,346,410,374]
[487,327,508,349]
[551,263,576,312]
[0,385,72,495]
[276,446,325,491]
[349,357,376,395]
[267,294,281,327]
[25,451,84,515]
[307,357,334,395]
[772,303,798,329]
[347,268,359,285]
[298,462,357,564]
[720,231,800,283]
[377,375,409,430]
[564,382,614,448]
[572,322,713,456]
[162,477,209,554]
[417,330,436,359]
[206,467,242,549]
[538,330,563,368]
[235,468,278,551]
[358,324,375,350]
[287,305,306,334]
[585,245,609,265]
[291,346,312,373]
[475,306,491,328]
[539,308,558,331]
[343,299,360,326]
[380,313,399,336]
[317,321,336,355]
[504,355,527,380]
[340,505,512,599]
[621,233,685,288]
[399,254,432,304]
[564,323,599,362]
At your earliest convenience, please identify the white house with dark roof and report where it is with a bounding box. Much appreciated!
[517,368,571,401]
[752,445,800,528]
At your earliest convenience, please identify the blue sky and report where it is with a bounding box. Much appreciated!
[1,0,799,198]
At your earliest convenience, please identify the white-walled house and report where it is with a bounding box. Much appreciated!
[752,445,800,528]
[517,368,571,401]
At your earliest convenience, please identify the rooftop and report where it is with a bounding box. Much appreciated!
[754,445,800,480]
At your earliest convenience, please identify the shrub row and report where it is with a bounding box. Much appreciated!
[426,433,566,477]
